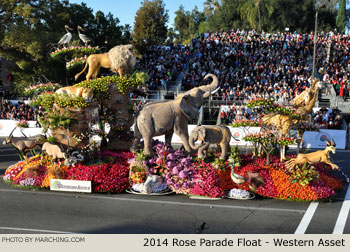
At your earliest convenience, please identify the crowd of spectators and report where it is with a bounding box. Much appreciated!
[220,104,263,125]
[0,99,43,121]
[137,44,190,92]
[316,32,350,100]
[313,106,343,129]
[183,29,313,104]
[220,103,344,130]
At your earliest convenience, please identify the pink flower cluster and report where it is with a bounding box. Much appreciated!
[190,160,225,198]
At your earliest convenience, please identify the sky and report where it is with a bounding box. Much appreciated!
[68,0,205,27]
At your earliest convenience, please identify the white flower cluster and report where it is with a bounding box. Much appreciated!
[228,188,251,199]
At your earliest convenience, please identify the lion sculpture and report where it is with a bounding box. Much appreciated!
[56,86,94,102]
[74,44,137,81]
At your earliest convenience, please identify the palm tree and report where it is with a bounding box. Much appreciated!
[203,0,221,17]
[238,0,273,32]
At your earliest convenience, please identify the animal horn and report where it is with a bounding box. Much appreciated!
[8,126,17,138]
[332,137,336,146]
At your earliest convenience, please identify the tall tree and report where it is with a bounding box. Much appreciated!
[174,5,188,42]
[0,0,129,96]
[202,0,244,32]
[336,0,346,33]
[238,0,274,32]
[133,0,169,53]
[203,0,221,17]
[174,5,205,44]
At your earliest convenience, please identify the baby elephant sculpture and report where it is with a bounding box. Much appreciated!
[189,125,232,160]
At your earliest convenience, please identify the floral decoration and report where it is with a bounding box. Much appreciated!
[231,119,262,127]
[16,120,29,128]
[66,56,87,71]
[50,46,101,59]
[24,83,61,97]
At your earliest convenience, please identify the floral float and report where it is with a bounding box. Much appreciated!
[3,139,342,201]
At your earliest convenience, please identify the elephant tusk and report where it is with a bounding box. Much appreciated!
[211,87,220,95]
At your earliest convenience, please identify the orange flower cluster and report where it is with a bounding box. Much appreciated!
[270,169,319,201]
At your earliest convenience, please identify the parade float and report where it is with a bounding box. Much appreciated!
[2,30,346,201]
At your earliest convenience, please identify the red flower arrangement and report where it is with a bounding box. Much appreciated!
[189,160,225,198]
[3,152,132,193]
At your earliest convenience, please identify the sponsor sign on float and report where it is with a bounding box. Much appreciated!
[50,179,92,193]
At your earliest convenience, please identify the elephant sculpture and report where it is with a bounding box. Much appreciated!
[131,74,219,156]
[189,125,232,160]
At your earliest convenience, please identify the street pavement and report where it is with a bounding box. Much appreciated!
[0,138,349,234]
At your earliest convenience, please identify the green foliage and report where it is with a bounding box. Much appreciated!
[336,0,346,33]
[30,93,55,110]
[173,0,337,37]
[174,5,205,44]
[133,0,169,53]
[212,158,226,170]
[289,163,319,186]
[228,145,241,167]
[54,93,88,109]
[30,93,88,110]
[76,71,148,98]
[38,109,77,131]
[48,136,58,144]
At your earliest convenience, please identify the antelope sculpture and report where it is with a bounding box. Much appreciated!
[3,127,47,161]
[285,139,338,170]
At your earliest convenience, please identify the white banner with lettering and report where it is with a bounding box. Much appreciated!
[0,120,43,137]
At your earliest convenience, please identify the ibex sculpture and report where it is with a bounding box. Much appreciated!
[285,139,338,170]
[3,127,47,161]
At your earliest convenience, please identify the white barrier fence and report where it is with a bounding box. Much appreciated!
[154,125,347,150]
[0,120,347,149]
[0,120,43,137]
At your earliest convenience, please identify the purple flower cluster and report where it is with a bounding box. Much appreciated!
[146,140,196,194]
[19,178,36,187]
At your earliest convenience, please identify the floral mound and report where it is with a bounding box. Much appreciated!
[2,142,342,201]
[232,155,342,201]
[3,151,134,193]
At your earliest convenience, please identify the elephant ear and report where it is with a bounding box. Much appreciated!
[191,130,198,139]
[179,95,199,119]
[199,127,206,141]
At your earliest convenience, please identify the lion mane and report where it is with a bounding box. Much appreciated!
[108,44,136,76]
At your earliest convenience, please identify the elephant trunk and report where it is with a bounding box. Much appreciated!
[189,134,201,150]
[200,74,219,98]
